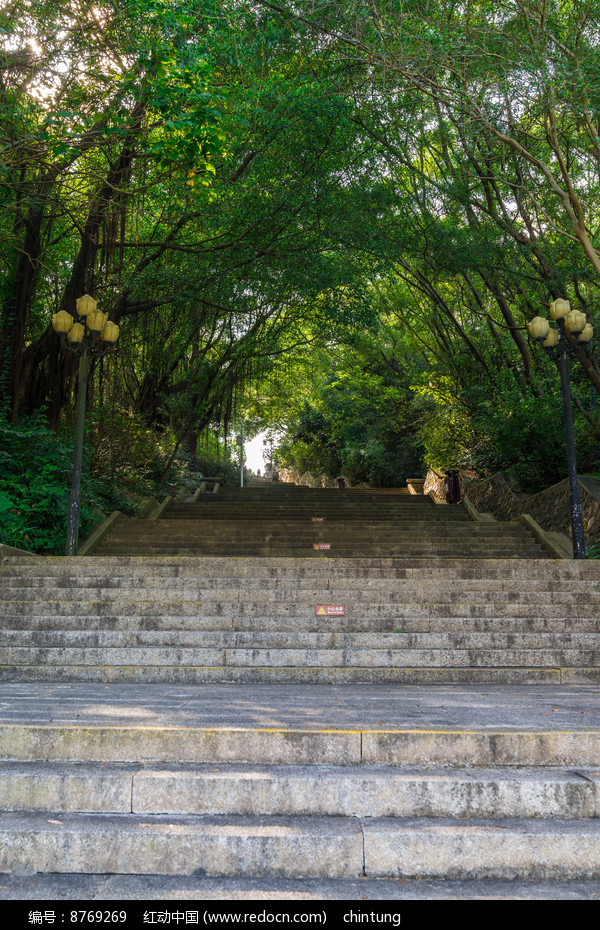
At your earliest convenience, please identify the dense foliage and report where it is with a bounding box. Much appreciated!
[1,1,600,551]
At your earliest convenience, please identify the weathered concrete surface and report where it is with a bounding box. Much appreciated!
[130,764,597,819]
[0,724,362,765]
[1,683,600,766]
[0,812,364,877]
[0,762,135,812]
[3,811,600,880]
[362,817,600,880]
[1,683,600,894]
[1,761,596,819]
[3,555,599,683]
[0,681,597,730]
[1,873,599,900]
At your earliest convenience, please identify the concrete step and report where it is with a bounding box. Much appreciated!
[92,483,549,559]
[1,762,597,819]
[3,571,599,590]
[1,660,597,684]
[362,817,600,880]
[1,664,585,684]
[108,524,526,536]
[2,597,599,617]
[4,873,600,900]
[94,547,546,558]
[3,715,600,766]
[0,811,363,878]
[2,644,598,669]
[3,572,600,593]
[3,555,598,577]
[162,512,471,522]
[1,809,600,879]
[2,556,598,686]
[102,534,538,547]
[3,614,600,633]
[4,577,597,601]
[3,630,600,650]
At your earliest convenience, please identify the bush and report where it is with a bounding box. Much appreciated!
[0,413,141,554]
[0,413,80,553]
[469,387,595,493]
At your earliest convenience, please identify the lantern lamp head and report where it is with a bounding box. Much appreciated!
[528,316,550,341]
[543,328,559,348]
[100,321,119,343]
[76,294,97,317]
[52,311,74,334]
[67,322,85,343]
[86,310,109,332]
[550,298,571,320]
[564,309,587,337]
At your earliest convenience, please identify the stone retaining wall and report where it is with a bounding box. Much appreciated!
[424,468,600,543]
[279,468,372,489]
[423,470,446,504]
[279,468,338,488]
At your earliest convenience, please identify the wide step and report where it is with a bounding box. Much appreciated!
[1,762,596,819]
[88,487,547,559]
[1,556,599,683]
[1,684,599,890]
[0,811,363,878]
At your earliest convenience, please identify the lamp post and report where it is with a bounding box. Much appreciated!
[236,422,244,487]
[52,295,119,556]
[527,299,594,559]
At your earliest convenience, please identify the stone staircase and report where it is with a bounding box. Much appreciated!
[1,683,600,892]
[1,557,599,684]
[91,486,549,559]
[1,484,600,896]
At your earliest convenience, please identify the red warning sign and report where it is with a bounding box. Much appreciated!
[316,605,345,616]
[312,543,331,550]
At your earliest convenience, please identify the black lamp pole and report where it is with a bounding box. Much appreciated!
[52,296,119,556]
[531,302,592,560]
[555,333,586,559]
[66,350,90,556]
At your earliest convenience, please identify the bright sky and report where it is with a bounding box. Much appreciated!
[244,430,270,474]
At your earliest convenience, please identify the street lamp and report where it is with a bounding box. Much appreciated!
[527,299,594,559]
[52,295,119,556]
[236,422,244,487]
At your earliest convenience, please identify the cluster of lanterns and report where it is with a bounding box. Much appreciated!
[51,294,119,345]
[527,299,593,346]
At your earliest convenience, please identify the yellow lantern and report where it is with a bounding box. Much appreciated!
[543,328,559,348]
[578,323,594,344]
[76,294,97,317]
[52,311,74,334]
[100,321,119,343]
[528,317,550,341]
[564,309,587,337]
[67,323,85,343]
[86,309,108,332]
[550,298,571,320]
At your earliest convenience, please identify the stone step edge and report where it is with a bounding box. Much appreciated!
[3,873,600,900]
[2,665,599,685]
[5,632,600,645]
[2,556,598,573]
[1,762,597,818]
[2,812,600,880]
[1,724,600,765]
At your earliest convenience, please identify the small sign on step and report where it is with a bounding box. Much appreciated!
[311,517,324,521]
[313,543,331,550]
[316,605,345,616]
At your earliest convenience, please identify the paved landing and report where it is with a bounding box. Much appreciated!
[0,681,599,730]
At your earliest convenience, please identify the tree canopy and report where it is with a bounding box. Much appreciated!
[1,1,600,550]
